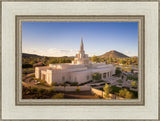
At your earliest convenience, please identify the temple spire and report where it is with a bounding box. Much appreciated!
[80,36,84,52]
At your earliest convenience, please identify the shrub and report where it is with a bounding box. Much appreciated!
[131,81,137,87]
[92,72,101,81]
[131,69,134,73]
[125,91,133,99]
[117,79,123,83]
[29,79,32,82]
[94,94,101,98]
[37,79,48,86]
[76,87,80,92]
[100,83,105,86]
[53,93,64,99]
[22,74,26,77]
[61,82,67,87]
[115,67,122,76]
[110,86,121,94]
[119,89,126,97]
[79,80,93,86]
[31,87,38,93]
[40,80,46,84]
[70,82,78,86]
[65,81,72,85]
[49,88,56,93]
[30,73,35,77]
[98,80,105,83]
[127,75,138,81]
[38,88,46,94]
[130,90,138,99]
[51,82,57,86]
[22,64,33,68]
[119,88,133,99]
[103,84,112,98]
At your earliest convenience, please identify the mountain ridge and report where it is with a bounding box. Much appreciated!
[22,53,42,57]
[99,50,129,58]
[23,50,130,58]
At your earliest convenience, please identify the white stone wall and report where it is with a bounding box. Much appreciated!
[71,71,92,83]
[35,63,115,85]
[41,70,47,81]
[49,63,86,69]
[35,67,40,79]
[51,70,70,83]
[46,70,53,85]
[35,66,50,80]
[91,87,124,99]
[53,85,90,92]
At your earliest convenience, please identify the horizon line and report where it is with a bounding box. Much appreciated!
[22,50,138,58]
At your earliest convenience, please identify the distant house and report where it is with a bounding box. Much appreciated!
[35,37,116,85]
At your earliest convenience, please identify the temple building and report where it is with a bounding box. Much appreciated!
[35,37,116,85]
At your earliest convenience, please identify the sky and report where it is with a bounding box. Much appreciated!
[22,22,138,57]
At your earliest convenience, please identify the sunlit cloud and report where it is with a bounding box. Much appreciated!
[23,48,136,57]
[22,48,80,57]
[123,51,137,57]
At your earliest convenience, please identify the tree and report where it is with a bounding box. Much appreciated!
[22,64,33,68]
[61,82,67,87]
[119,89,125,97]
[125,91,133,99]
[76,86,80,92]
[29,60,35,65]
[117,79,123,83]
[31,87,38,93]
[103,84,111,98]
[120,59,126,64]
[91,56,99,63]
[51,82,57,86]
[42,57,48,65]
[119,88,133,99]
[109,57,113,63]
[61,82,67,91]
[53,93,64,99]
[100,58,105,62]
[131,81,137,87]
[38,88,46,94]
[49,88,56,94]
[92,72,101,81]
[70,82,78,86]
[131,69,134,73]
[115,67,122,76]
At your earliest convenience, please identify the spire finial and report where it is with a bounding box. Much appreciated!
[80,36,84,52]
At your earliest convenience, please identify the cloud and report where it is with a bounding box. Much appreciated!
[123,51,137,57]
[22,48,79,57]
[124,51,129,54]
[23,48,137,57]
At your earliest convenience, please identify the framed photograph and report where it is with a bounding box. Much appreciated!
[16,15,144,106]
[1,0,159,120]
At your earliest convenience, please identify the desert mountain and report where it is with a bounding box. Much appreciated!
[23,50,129,58]
[22,53,42,58]
[100,50,129,58]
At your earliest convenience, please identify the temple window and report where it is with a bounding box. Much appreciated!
[62,76,65,81]
[75,77,77,82]
[69,76,71,80]
[87,75,89,80]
